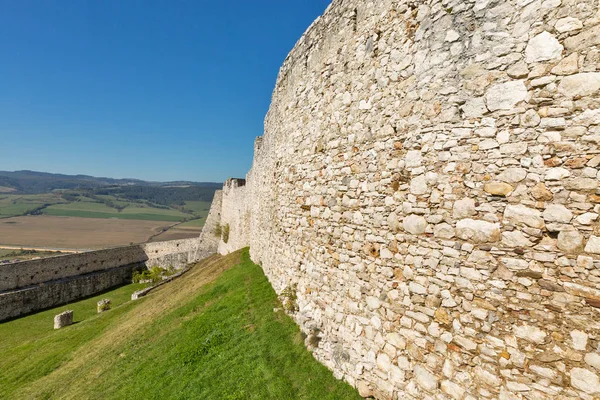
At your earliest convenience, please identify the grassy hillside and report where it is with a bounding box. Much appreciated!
[0,249,361,400]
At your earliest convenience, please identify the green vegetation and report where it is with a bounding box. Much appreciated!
[132,265,177,284]
[0,193,65,218]
[281,284,299,313]
[222,223,230,243]
[0,250,361,400]
[177,218,206,228]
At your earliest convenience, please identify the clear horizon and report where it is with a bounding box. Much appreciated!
[0,1,331,182]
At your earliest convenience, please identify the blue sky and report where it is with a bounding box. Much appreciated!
[0,1,330,182]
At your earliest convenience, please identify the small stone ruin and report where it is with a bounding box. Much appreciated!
[97,299,111,313]
[53,310,73,329]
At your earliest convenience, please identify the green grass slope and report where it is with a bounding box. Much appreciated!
[0,249,360,400]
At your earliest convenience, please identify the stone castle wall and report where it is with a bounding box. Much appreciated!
[218,179,250,255]
[216,0,600,398]
[199,189,223,253]
[0,236,216,321]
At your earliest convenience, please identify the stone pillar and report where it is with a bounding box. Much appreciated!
[53,310,73,329]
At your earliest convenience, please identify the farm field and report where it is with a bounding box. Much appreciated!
[0,216,174,250]
[43,201,191,222]
[0,194,65,218]
[0,182,217,250]
[184,200,211,215]
[149,222,203,242]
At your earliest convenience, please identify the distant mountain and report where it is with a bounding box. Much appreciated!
[0,170,221,194]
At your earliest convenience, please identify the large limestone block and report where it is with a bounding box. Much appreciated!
[453,198,476,219]
[504,204,544,229]
[525,31,563,63]
[514,324,547,344]
[543,204,573,223]
[564,25,600,51]
[403,214,427,235]
[485,81,527,111]
[558,230,584,253]
[585,236,600,254]
[558,73,600,98]
[571,368,600,395]
[456,219,500,243]
[414,364,439,392]
[484,181,513,196]
[555,17,583,33]
[497,167,527,183]
[54,310,73,329]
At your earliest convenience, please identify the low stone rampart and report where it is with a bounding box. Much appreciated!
[0,236,216,321]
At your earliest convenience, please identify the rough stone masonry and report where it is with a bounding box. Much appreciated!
[211,0,600,398]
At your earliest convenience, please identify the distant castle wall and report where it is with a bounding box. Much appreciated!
[0,236,217,321]
[212,0,600,398]
[217,179,250,255]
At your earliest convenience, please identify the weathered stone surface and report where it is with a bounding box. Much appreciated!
[551,53,579,75]
[525,31,563,63]
[585,353,600,371]
[485,81,527,111]
[555,17,583,33]
[543,204,572,223]
[576,213,598,225]
[558,73,600,98]
[462,97,488,118]
[545,167,570,181]
[564,25,600,51]
[502,231,533,248]
[414,365,438,392]
[538,279,565,292]
[484,182,513,196]
[571,330,588,351]
[453,198,476,219]
[405,150,422,168]
[410,175,428,195]
[571,368,600,395]
[585,236,600,254]
[434,223,455,239]
[558,230,584,253]
[441,380,465,400]
[563,282,600,300]
[497,167,527,183]
[514,324,547,344]
[521,109,541,127]
[456,219,500,243]
[531,183,553,201]
[403,214,427,235]
[504,204,544,229]
[565,178,598,190]
[508,61,529,78]
[54,310,73,329]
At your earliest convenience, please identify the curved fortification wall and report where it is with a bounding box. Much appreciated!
[220,0,600,398]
